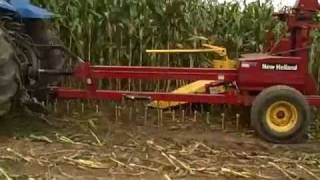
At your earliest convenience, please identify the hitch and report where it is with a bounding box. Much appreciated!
[38,69,73,76]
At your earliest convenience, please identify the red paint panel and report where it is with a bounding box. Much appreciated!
[238,56,307,92]
[306,96,320,106]
[91,70,237,81]
[295,0,320,11]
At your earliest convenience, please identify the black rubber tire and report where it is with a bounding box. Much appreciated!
[251,85,310,144]
[26,21,65,99]
[0,29,19,116]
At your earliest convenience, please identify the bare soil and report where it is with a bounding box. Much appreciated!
[0,105,319,180]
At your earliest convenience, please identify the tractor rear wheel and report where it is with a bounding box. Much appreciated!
[0,29,19,116]
[251,85,310,143]
[26,21,65,100]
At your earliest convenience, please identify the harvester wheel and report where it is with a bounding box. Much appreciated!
[251,85,310,143]
[0,29,19,116]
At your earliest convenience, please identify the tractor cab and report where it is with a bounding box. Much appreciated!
[0,0,52,19]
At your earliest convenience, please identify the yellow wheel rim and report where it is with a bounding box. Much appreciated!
[266,101,298,133]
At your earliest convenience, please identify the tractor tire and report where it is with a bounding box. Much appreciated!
[0,29,19,116]
[26,21,65,100]
[251,85,310,144]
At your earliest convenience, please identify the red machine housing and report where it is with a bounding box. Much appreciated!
[54,0,320,107]
[237,54,316,95]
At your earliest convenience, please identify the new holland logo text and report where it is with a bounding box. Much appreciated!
[262,63,298,71]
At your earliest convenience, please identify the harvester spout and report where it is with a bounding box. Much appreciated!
[146,44,232,63]
[146,44,227,57]
[294,0,320,11]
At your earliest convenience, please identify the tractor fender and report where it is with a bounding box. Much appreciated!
[9,0,52,19]
[0,0,16,12]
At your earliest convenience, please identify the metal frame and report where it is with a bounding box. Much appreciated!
[55,62,244,104]
[73,63,238,81]
[53,61,320,106]
[56,88,244,105]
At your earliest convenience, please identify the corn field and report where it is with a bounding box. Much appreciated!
[33,0,284,63]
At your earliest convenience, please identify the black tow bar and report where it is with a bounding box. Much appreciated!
[38,69,73,76]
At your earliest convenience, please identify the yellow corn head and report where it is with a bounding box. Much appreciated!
[147,44,239,109]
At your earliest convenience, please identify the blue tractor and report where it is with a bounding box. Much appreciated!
[0,0,65,115]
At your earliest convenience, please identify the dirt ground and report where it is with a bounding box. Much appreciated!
[0,104,319,180]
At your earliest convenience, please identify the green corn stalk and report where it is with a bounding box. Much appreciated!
[310,30,320,135]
